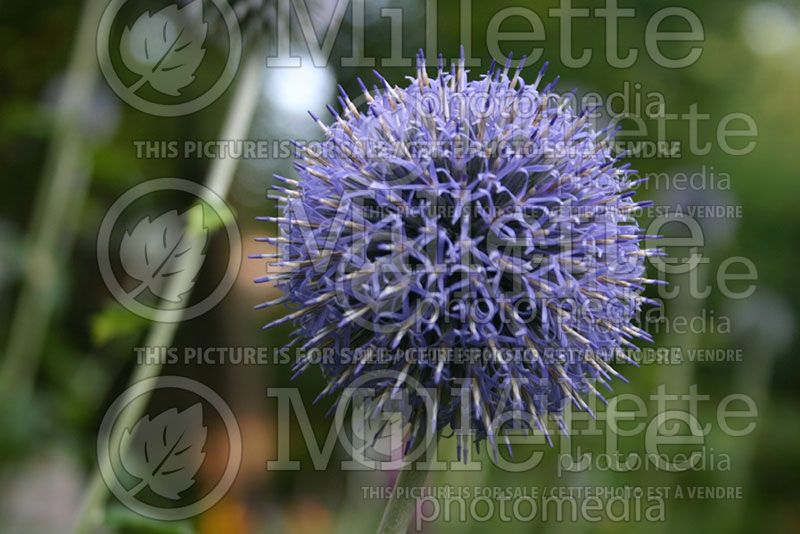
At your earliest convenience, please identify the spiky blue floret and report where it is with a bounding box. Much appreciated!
[257,50,658,457]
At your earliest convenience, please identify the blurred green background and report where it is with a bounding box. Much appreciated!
[0,0,799,532]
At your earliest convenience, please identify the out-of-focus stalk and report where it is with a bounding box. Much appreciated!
[71,37,267,533]
[0,0,106,397]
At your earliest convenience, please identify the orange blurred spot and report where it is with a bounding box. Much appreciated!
[284,499,332,534]
[199,496,250,534]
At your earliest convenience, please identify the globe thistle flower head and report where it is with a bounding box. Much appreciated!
[257,49,660,458]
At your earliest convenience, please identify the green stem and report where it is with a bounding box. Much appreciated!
[0,0,106,398]
[70,38,267,533]
[376,459,434,534]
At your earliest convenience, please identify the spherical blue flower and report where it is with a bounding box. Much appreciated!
[256,50,659,458]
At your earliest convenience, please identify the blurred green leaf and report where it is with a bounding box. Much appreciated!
[90,302,149,346]
[105,504,195,534]
[0,393,49,462]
